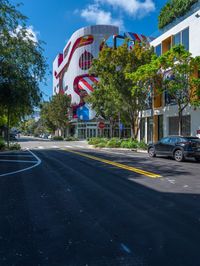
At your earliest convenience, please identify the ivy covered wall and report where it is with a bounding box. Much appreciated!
[158,0,198,29]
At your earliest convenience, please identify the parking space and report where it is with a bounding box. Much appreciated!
[0,149,41,177]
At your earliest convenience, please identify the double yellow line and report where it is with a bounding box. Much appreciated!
[63,149,161,179]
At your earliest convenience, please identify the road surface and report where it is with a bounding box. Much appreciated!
[0,137,200,266]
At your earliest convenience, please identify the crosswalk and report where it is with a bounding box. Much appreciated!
[22,145,87,150]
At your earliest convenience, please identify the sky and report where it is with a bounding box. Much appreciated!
[10,0,167,101]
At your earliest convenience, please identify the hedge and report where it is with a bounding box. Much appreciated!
[158,0,198,29]
[88,138,148,150]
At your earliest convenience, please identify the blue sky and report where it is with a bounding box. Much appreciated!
[11,0,167,101]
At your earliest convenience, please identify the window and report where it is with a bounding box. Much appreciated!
[158,115,163,140]
[160,137,170,144]
[147,117,153,143]
[155,44,162,57]
[173,27,189,51]
[182,27,189,51]
[169,137,178,144]
[173,32,181,46]
[140,118,146,141]
[168,115,191,136]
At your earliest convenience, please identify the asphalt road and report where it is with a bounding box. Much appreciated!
[0,138,200,266]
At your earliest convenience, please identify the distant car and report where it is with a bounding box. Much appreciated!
[148,136,200,162]
[9,133,17,141]
[48,134,52,140]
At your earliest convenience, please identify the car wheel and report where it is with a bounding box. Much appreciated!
[174,149,184,162]
[148,147,156,158]
[195,157,200,162]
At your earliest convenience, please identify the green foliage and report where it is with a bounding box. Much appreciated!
[106,138,122,148]
[158,0,198,29]
[0,0,47,146]
[88,137,148,150]
[40,94,71,136]
[9,142,21,150]
[53,136,64,141]
[137,140,148,150]
[0,139,6,150]
[65,136,79,141]
[120,139,138,149]
[129,44,200,135]
[88,42,154,139]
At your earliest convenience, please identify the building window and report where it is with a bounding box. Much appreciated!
[140,118,146,141]
[173,32,181,46]
[158,115,163,140]
[168,115,191,136]
[155,44,162,56]
[182,27,189,51]
[173,27,189,51]
[147,117,153,143]
[164,90,176,105]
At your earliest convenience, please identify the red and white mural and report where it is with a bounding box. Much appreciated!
[53,25,119,121]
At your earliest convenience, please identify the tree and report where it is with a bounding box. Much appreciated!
[129,45,200,136]
[40,94,71,137]
[159,45,200,135]
[88,42,154,139]
[0,0,47,146]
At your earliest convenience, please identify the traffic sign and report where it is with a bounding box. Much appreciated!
[98,122,105,129]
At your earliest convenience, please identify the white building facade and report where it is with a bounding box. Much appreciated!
[140,3,200,143]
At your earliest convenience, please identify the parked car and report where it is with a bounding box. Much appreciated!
[148,136,200,162]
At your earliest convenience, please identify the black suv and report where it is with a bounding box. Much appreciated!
[148,136,200,162]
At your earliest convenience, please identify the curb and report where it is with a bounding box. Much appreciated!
[88,145,148,153]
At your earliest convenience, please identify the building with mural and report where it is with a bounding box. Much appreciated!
[53,25,118,138]
[53,25,153,139]
[139,2,200,143]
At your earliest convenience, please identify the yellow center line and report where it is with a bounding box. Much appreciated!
[62,149,162,179]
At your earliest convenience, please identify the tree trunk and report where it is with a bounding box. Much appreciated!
[131,122,135,139]
[178,108,183,136]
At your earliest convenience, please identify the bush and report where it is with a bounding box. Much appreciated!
[95,142,107,148]
[53,136,64,141]
[120,139,138,149]
[88,137,107,145]
[106,138,121,148]
[65,136,79,141]
[9,143,21,150]
[158,0,198,29]
[137,140,148,150]
[0,139,6,151]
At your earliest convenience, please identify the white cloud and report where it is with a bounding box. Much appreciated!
[14,25,38,43]
[99,0,155,17]
[25,26,38,43]
[80,4,124,30]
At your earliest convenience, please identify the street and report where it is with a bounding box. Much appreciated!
[0,137,200,266]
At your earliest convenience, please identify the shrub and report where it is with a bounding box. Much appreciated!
[9,143,21,150]
[88,137,107,145]
[53,136,64,141]
[0,139,6,151]
[137,140,148,150]
[95,142,107,148]
[120,139,138,149]
[158,0,198,29]
[65,136,79,141]
[106,138,121,148]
